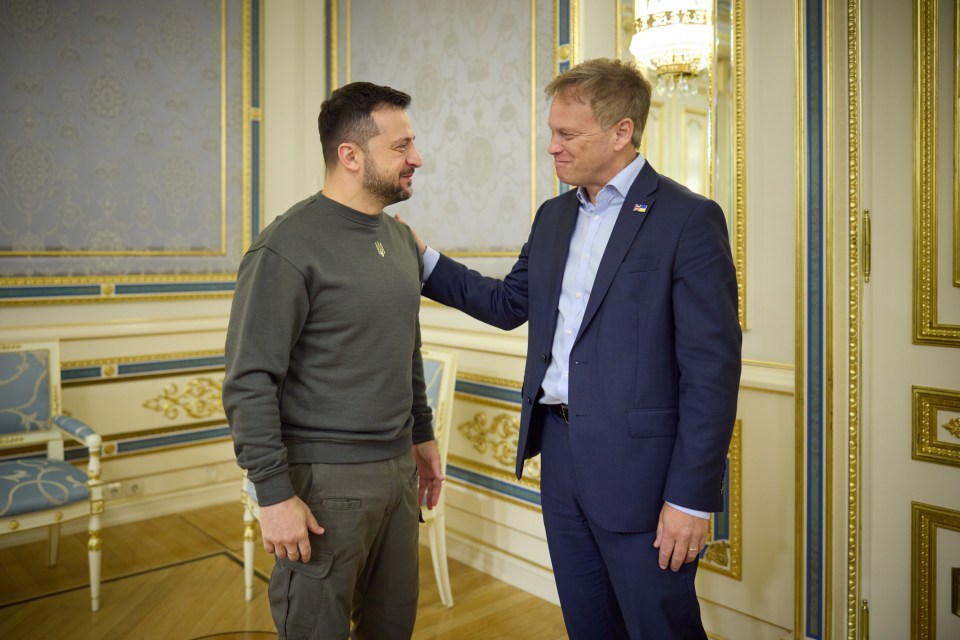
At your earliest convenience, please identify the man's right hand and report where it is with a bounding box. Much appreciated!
[393,213,426,254]
[259,495,324,563]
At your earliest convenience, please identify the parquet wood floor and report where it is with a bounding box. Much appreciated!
[0,501,566,639]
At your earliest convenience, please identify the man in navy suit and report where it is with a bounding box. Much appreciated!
[415,58,741,638]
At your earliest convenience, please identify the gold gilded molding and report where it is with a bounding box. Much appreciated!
[912,502,960,639]
[732,0,747,329]
[63,349,224,374]
[700,419,742,580]
[914,0,960,346]
[456,411,543,479]
[955,0,959,288]
[793,0,807,634]
[448,453,542,491]
[0,274,236,307]
[142,376,225,420]
[846,0,864,637]
[912,385,960,468]
[329,0,338,91]
[455,392,521,413]
[457,371,523,389]
[944,418,960,439]
[88,530,102,552]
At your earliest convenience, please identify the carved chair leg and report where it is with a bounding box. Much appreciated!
[47,523,61,567]
[243,506,256,601]
[88,517,102,612]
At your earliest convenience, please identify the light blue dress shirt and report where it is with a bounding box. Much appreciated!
[422,152,707,520]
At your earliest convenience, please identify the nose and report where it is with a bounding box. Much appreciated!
[548,134,563,156]
[408,143,423,168]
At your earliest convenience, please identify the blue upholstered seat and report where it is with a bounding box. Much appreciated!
[0,460,91,517]
[0,340,104,612]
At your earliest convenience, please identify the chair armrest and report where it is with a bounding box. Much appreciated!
[53,415,103,492]
[53,415,102,450]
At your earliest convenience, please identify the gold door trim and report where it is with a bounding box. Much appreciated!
[914,0,960,346]
[912,502,960,639]
[912,385,960,468]
[845,0,864,637]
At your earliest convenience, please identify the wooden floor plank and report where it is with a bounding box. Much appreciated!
[0,501,566,639]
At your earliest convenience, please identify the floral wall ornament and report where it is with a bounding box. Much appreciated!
[142,376,224,420]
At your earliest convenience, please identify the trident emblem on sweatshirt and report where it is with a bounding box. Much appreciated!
[375,241,385,257]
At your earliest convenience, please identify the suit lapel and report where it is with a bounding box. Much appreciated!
[576,162,660,341]
[540,192,579,315]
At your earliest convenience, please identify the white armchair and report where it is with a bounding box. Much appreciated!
[418,347,458,607]
[0,339,104,612]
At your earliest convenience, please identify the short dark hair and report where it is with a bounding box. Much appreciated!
[545,58,652,148]
[317,82,412,166]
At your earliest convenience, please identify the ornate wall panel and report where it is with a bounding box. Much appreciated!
[914,0,960,345]
[845,0,864,636]
[700,419,742,580]
[0,0,262,304]
[326,0,569,259]
[912,502,960,639]
[448,372,542,504]
[912,385,960,468]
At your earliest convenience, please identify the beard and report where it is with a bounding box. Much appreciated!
[363,158,412,207]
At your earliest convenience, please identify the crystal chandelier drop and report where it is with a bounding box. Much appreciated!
[629,0,713,97]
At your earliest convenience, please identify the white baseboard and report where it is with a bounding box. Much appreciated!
[439,531,560,606]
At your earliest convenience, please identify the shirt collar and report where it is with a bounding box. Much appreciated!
[575,152,647,206]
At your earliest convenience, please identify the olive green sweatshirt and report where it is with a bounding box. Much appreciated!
[223,192,433,506]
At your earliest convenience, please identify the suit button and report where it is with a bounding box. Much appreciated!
[540,353,548,362]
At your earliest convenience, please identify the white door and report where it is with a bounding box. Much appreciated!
[861,0,960,637]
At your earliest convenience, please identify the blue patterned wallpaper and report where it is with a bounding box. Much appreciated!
[0,0,254,295]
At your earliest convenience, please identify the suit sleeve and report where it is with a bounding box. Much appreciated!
[663,198,742,512]
[421,207,545,331]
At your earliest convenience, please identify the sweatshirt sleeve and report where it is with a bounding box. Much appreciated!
[223,246,309,506]
[410,319,434,444]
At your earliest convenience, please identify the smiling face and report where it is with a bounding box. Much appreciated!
[360,107,422,207]
[547,90,635,203]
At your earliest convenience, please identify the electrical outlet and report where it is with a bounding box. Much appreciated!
[126,480,144,497]
[104,482,122,500]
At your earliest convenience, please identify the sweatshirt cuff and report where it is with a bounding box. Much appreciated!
[252,470,296,507]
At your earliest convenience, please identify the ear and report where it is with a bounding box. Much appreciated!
[612,117,635,151]
[337,143,361,172]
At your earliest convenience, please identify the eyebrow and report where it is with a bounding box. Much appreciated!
[391,136,414,146]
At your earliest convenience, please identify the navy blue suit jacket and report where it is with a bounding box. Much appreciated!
[422,162,741,532]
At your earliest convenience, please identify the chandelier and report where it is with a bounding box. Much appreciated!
[629,0,713,97]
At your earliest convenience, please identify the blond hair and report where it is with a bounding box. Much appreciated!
[545,58,652,148]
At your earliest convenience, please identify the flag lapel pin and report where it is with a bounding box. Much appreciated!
[633,203,648,214]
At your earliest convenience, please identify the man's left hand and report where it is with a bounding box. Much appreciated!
[413,440,444,509]
[653,502,708,571]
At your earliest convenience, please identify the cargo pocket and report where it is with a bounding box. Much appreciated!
[268,551,334,639]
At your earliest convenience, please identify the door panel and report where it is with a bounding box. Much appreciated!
[863,0,960,638]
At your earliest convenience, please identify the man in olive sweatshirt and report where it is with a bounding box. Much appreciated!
[223,82,442,640]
